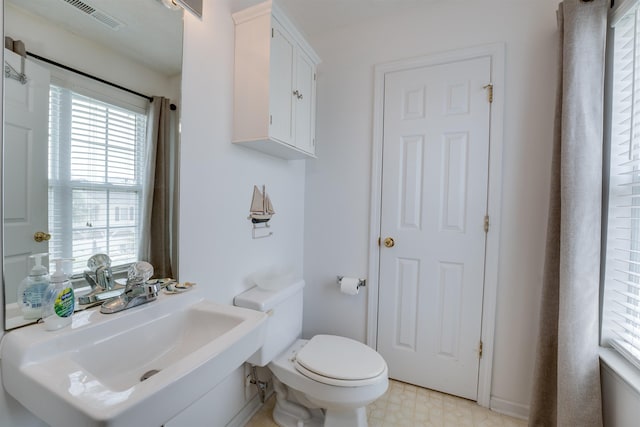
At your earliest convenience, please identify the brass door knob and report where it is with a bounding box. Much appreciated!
[383,237,395,248]
[34,231,51,242]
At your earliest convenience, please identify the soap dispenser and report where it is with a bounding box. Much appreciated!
[42,259,75,331]
[16,253,50,320]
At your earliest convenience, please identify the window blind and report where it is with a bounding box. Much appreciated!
[48,85,147,275]
[604,4,640,369]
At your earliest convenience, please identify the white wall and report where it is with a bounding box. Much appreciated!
[302,0,560,416]
[174,0,304,421]
[602,361,640,427]
[179,0,305,307]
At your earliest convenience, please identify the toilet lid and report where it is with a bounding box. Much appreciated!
[294,335,387,382]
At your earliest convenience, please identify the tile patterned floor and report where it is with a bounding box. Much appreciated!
[245,379,527,427]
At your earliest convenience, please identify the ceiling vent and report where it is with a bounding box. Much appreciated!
[60,0,124,31]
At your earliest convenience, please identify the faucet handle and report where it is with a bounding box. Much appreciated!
[87,254,112,270]
[87,254,116,290]
[127,262,154,284]
[83,271,100,290]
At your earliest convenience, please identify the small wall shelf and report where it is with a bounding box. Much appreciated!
[248,185,275,239]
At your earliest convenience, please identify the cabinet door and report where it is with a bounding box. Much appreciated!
[269,22,295,145]
[293,51,315,155]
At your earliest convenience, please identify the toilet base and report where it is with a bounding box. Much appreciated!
[273,405,368,427]
[323,407,368,427]
[271,376,324,427]
[272,400,324,427]
[271,376,370,427]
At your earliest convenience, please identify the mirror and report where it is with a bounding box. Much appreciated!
[3,0,183,329]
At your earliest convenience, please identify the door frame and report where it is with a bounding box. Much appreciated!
[366,43,505,407]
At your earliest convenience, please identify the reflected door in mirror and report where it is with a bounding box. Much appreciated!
[4,50,51,303]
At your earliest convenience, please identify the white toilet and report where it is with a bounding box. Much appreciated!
[234,280,388,427]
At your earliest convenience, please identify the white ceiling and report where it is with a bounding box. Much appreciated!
[7,0,183,76]
[277,0,441,37]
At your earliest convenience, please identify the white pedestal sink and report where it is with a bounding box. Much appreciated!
[0,291,267,427]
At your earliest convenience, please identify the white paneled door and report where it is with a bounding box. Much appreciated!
[377,56,491,400]
[4,50,50,303]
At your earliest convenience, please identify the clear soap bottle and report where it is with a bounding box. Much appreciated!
[42,259,75,331]
[16,253,50,320]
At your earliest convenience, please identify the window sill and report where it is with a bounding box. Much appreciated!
[600,347,640,395]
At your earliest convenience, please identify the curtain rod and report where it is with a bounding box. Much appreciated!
[27,51,177,110]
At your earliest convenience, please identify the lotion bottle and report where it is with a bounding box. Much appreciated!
[42,259,75,331]
[16,253,50,319]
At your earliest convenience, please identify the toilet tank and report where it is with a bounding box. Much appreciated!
[234,279,304,366]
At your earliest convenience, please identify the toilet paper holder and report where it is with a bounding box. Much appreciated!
[336,276,366,289]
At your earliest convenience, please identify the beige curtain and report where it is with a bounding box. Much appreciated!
[529,0,607,426]
[140,97,178,279]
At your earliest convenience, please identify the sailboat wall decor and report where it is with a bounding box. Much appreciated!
[248,185,275,238]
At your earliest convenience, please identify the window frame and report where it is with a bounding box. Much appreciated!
[46,69,148,277]
[602,0,640,372]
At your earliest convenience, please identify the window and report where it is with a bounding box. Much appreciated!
[48,85,147,275]
[603,2,640,369]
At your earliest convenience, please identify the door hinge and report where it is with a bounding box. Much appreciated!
[314,73,316,81]
[483,84,493,104]
[483,215,490,233]
[270,115,273,125]
[271,28,274,38]
[478,340,483,359]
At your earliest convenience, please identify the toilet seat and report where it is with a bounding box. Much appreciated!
[293,335,387,387]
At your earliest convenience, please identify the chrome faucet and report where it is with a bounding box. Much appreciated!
[79,254,122,305]
[78,254,124,305]
[84,254,115,290]
[100,262,160,314]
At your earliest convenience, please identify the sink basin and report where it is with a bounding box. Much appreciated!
[1,291,267,427]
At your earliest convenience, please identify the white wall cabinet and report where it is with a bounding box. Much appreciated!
[232,1,320,159]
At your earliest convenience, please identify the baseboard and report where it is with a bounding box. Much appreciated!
[490,396,529,420]
[225,394,263,427]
